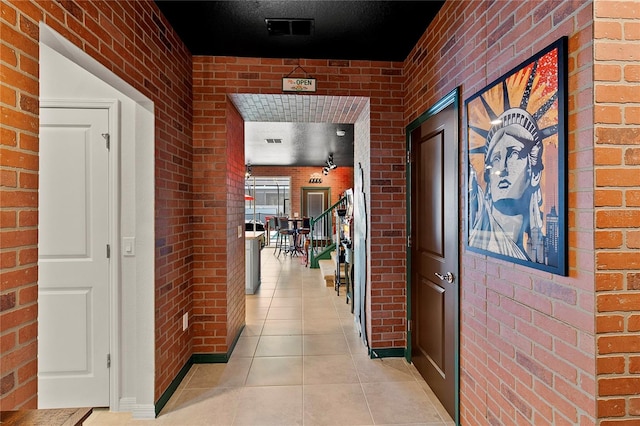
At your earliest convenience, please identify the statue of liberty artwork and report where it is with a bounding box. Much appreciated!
[465,37,567,275]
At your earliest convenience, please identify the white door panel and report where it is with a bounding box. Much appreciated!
[38,107,110,408]
[39,129,91,256]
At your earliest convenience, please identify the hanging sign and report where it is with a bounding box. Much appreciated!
[282,77,317,92]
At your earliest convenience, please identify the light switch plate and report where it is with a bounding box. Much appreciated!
[123,237,135,256]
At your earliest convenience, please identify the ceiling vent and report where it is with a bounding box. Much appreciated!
[265,18,314,36]
[265,138,282,144]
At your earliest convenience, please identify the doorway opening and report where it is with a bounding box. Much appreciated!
[245,176,291,243]
[406,89,460,422]
[231,94,372,355]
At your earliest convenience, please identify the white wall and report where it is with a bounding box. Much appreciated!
[39,24,155,419]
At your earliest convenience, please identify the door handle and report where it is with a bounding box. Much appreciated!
[434,271,454,284]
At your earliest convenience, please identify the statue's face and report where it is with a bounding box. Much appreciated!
[486,126,532,209]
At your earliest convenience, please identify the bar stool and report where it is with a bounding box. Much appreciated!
[297,217,311,265]
[267,216,277,247]
[277,216,295,256]
[272,217,282,254]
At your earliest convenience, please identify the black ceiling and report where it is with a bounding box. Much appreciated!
[154,1,445,61]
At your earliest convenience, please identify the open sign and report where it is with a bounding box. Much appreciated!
[282,77,317,92]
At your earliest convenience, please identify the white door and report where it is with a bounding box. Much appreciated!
[38,107,111,408]
[307,192,328,238]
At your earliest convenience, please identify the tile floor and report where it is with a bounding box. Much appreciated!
[86,249,454,425]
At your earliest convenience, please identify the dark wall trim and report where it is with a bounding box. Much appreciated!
[369,347,405,359]
[154,325,245,416]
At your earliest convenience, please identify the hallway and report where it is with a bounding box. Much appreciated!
[86,251,454,425]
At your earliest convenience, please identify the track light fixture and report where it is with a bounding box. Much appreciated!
[326,153,337,170]
[245,163,252,179]
[321,153,337,175]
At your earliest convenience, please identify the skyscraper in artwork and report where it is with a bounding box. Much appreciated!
[545,206,559,267]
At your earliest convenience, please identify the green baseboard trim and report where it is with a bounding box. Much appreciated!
[191,353,228,363]
[154,325,246,416]
[369,347,405,359]
[191,324,245,363]
[155,357,194,416]
[228,324,244,357]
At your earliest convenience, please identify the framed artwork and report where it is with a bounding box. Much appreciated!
[464,37,568,275]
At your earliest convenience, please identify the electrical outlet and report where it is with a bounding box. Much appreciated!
[182,312,188,331]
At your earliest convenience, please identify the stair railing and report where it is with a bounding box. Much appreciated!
[309,196,347,268]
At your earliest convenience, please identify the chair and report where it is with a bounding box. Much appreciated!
[297,217,311,265]
[272,217,282,254]
[277,217,295,256]
[267,216,277,246]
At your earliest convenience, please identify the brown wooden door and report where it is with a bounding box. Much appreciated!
[409,94,459,420]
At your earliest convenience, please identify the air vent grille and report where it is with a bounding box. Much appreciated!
[265,19,314,36]
[265,138,282,144]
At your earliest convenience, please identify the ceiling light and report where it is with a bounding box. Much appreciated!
[336,129,346,137]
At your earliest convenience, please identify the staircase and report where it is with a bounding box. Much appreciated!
[308,196,347,269]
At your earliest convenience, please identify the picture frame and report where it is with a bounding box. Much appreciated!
[464,37,568,276]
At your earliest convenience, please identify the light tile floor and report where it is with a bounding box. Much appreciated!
[86,250,455,425]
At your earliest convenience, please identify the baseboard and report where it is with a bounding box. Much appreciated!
[116,398,155,419]
[154,325,246,416]
[369,347,405,359]
[155,357,194,416]
[193,323,245,363]
[132,404,156,419]
[118,397,136,412]
[227,324,245,358]
[190,353,228,363]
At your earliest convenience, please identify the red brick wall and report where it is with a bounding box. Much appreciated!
[192,57,404,353]
[225,101,245,349]
[190,70,227,353]
[251,165,354,216]
[594,1,640,424]
[405,1,597,424]
[0,0,193,408]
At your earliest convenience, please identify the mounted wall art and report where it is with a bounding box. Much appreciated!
[465,37,568,276]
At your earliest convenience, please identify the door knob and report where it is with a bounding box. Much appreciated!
[434,271,454,283]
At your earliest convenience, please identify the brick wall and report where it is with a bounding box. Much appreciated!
[405,1,597,424]
[0,0,192,408]
[594,1,640,424]
[251,165,354,215]
[192,57,404,353]
[225,100,245,349]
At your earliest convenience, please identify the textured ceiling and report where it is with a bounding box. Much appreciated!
[231,94,366,166]
[229,94,368,123]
